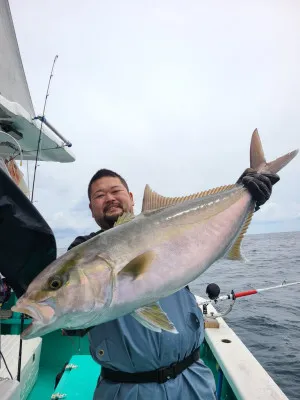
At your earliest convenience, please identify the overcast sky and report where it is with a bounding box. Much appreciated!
[9,0,300,248]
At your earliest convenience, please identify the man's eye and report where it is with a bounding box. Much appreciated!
[97,194,104,198]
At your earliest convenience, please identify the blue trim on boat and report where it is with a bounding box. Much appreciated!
[216,367,224,400]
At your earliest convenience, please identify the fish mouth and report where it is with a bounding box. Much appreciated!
[12,305,42,321]
[11,303,56,339]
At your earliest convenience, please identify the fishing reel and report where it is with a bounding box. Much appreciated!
[200,283,237,319]
[198,280,300,319]
[0,277,12,307]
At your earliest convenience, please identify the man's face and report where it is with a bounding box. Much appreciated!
[89,177,134,230]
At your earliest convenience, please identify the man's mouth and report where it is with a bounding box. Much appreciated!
[105,204,122,213]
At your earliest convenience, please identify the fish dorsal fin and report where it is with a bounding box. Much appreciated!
[114,212,135,227]
[142,183,237,212]
[131,303,178,333]
[226,209,254,260]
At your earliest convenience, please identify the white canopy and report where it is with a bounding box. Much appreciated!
[0,94,75,163]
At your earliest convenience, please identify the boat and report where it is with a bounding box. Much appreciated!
[0,1,290,399]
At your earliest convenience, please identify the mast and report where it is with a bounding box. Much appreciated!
[0,0,35,116]
[0,0,75,164]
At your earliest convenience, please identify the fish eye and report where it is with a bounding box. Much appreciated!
[48,276,63,290]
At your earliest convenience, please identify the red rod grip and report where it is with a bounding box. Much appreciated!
[234,290,257,298]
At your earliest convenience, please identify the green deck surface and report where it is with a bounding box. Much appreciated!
[51,355,100,399]
[27,330,94,400]
[26,334,236,400]
[27,368,59,400]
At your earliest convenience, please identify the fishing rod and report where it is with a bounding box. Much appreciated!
[31,54,58,203]
[197,281,300,319]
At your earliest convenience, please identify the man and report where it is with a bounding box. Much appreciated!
[65,168,279,399]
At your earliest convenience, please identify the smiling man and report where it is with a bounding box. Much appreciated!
[67,170,135,248]
[65,167,278,400]
[66,169,217,400]
[89,170,134,230]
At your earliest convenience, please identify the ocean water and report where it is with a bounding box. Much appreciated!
[190,231,300,400]
[59,231,300,399]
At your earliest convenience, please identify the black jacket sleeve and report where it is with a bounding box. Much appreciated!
[67,230,103,251]
[62,229,103,337]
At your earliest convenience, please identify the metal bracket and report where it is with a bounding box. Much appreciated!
[51,393,67,399]
[65,363,78,370]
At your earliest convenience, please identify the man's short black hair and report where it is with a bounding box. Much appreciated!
[88,169,130,200]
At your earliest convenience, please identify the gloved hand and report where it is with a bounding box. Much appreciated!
[236,168,280,211]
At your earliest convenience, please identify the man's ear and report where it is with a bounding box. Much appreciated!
[129,192,135,206]
[89,203,94,217]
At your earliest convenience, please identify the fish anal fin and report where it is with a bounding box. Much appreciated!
[142,183,237,212]
[118,251,155,280]
[132,303,178,334]
[226,210,254,260]
[131,311,162,332]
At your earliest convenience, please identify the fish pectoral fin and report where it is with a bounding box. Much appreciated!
[114,212,135,227]
[131,303,178,334]
[225,210,254,261]
[118,251,155,280]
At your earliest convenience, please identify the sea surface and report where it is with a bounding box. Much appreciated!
[60,231,300,399]
[190,231,300,400]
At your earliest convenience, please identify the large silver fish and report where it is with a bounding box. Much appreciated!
[12,130,298,339]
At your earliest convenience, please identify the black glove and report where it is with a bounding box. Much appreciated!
[236,168,280,211]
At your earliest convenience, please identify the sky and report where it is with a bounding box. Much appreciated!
[9,0,300,249]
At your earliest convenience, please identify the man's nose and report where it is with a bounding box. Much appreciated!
[105,192,115,201]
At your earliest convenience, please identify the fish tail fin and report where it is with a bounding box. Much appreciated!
[226,129,298,262]
[250,129,298,174]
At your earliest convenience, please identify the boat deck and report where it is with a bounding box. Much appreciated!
[0,334,41,400]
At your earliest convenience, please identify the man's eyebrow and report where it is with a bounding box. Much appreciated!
[111,185,123,190]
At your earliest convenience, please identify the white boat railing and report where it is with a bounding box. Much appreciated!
[195,295,288,400]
